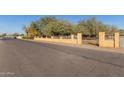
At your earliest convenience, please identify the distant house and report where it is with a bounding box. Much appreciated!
[16,36,23,39]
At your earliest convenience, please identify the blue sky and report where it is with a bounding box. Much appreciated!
[0,15,124,34]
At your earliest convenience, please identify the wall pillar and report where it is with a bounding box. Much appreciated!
[51,36,54,39]
[60,36,63,39]
[99,32,105,47]
[71,34,74,40]
[114,32,119,48]
[77,33,82,45]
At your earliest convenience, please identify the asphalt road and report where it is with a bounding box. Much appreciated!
[0,39,124,76]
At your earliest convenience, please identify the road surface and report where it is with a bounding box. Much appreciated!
[0,39,124,76]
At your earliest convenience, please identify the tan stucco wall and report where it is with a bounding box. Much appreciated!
[34,33,83,45]
[100,40,114,48]
[34,37,78,44]
[99,32,119,48]
[77,33,82,45]
[114,32,119,48]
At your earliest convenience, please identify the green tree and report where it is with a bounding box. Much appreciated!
[76,20,90,36]
[23,22,39,38]
[23,16,119,39]
[23,25,29,37]
[77,17,114,38]
[38,16,57,35]
[42,20,73,36]
[1,33,7,37]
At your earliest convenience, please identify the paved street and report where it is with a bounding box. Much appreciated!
[0,39,124,76]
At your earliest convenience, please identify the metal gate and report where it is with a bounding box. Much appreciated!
[120,36,124,48]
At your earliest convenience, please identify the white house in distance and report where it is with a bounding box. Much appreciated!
[16,36,23,39]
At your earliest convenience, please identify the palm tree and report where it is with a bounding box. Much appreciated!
[23,25,29,37]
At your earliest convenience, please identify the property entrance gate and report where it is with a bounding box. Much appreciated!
[120,36,124,48]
